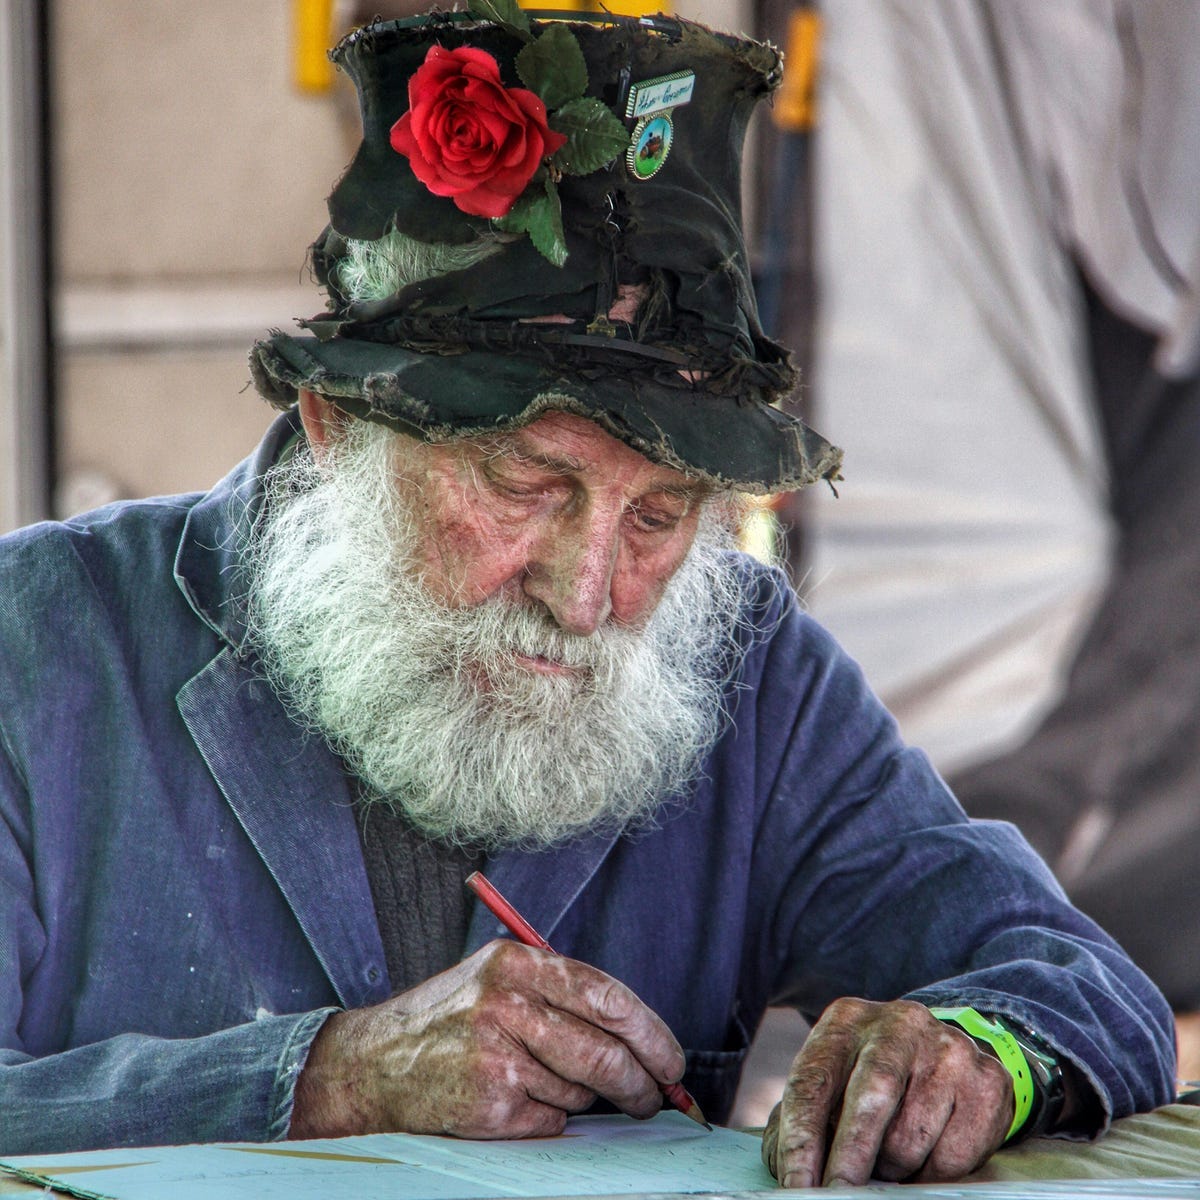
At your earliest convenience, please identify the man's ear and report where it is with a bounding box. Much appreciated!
[297,389,351,463]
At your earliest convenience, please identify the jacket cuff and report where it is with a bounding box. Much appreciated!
[266,1007,342,1142]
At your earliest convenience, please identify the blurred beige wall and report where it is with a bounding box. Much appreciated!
[52,1,348,515]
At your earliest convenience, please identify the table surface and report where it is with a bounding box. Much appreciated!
[4,1105,1200,1199]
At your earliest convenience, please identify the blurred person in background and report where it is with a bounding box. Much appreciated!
[776,0,1200,1054]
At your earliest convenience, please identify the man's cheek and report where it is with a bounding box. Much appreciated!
[615,537,697,625]
[419,516,527,607]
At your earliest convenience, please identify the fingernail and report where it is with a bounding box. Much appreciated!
[781,1171,810,1189]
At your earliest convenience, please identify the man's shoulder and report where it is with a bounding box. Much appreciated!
[0,492,203,608]
[17,491,201,543]
[716,550,895,749]
[721,549,843,665]
[0,416,282,627]
[0,475,254,672]
[721,550,793,627]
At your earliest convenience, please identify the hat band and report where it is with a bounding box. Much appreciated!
[297,312,797,398]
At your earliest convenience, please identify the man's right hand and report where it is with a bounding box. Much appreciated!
[288,939,686,1140]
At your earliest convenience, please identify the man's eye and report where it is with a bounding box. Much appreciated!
[492,480,537,498]
[483,470,544,499]
[629,504,683,532]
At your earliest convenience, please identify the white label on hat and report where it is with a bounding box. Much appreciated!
[625,71,695,120]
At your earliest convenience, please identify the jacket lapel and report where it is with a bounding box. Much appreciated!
[177,648,389,1009]
[171,417,389,1010]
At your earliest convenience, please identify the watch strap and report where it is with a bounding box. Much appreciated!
[991,1015,1067,1139]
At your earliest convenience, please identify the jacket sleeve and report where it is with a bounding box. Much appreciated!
[0,1019,334,1155]
[0,723,334,1155]
[746,597,1176,1133]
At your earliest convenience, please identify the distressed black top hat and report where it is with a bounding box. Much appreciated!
[251,3,842,493]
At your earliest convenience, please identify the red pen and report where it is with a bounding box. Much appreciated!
[466,870,712,1131]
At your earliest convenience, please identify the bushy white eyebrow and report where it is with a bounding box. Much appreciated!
[465,431,713,505]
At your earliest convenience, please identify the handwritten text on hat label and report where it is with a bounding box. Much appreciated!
[625,71,696,120]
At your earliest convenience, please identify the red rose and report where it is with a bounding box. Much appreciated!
[389,44,567,220]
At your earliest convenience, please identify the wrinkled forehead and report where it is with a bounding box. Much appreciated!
[440,409,715,496]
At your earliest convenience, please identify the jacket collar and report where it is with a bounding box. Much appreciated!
[173,408,302,652]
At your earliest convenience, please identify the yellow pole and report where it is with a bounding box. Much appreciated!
[773,7,821,133]
[522,0,670,15]
[294,0,336,94]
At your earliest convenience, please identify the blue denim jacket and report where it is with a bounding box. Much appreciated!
[0,414,1175,1154]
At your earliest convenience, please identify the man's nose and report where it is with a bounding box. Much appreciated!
[522,507,620,636]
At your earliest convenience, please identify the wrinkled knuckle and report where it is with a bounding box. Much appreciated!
[784,1062,839,1107]
[778,1126,821,1162]
[938,1026,978,1067]
[473,939,510,983]
[859,1048,909,1089]
[876,1144,926,1182]
[777,1106,827,1152]
[925,1141,984,1181]
[452,1090,520,1138]
[477,938,505,964]
[492,1092,524,1127]
[589,976,636,1023]
[822,995,872,1026]
[852,1072,906,1120]
[776,1130,823,1188]
[892,998,934,1031]
[563,1083,598,1113]
[584,1037,636,1092]
[519,1108,569,1140]
[880,1121,935,1174]
[484,937,528,973]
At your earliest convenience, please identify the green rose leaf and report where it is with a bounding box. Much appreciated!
[467,0,532,41]
[528,182,567,267]
[495,179,567,267]
[550,97,630,176]
[516,24,587,110]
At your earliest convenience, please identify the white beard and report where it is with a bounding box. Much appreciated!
[243,420,749,851]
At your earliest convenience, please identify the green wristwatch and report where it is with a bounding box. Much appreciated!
[930,1006,1066,1142]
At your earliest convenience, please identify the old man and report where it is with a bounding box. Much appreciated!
[0,7,1173,1187]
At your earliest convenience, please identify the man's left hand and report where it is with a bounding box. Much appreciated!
[761,997,1013,1188]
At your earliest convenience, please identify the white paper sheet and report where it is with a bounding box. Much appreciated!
[0,1111,775,1200]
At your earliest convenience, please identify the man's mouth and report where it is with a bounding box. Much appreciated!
[458,649,587,691]
[511,651,580,677]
